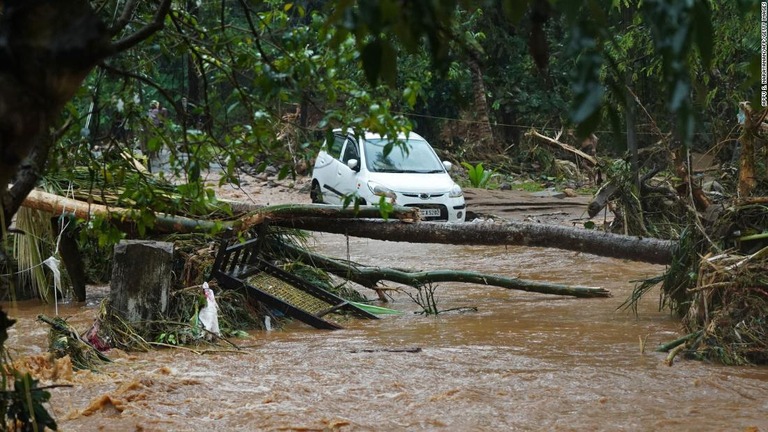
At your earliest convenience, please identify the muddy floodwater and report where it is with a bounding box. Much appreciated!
[4,233,768,431]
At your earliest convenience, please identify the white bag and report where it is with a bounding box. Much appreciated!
[198,282,220,337]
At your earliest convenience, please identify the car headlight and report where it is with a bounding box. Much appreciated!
[449,184,463,198]
[368,181,396,199]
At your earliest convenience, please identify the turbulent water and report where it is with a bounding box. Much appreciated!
[4,233,768,431]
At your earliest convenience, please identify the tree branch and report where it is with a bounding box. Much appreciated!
[3,136,54,226]
[108,0,140,37]
[526,128,598,165]
[272,240,611,298]
[108,0,172,55]
[100,63,177,110]
[272,218,676,265]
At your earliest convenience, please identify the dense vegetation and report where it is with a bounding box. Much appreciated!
[44,0,760,204]
[0,2,766,427]
[0,1,759,241]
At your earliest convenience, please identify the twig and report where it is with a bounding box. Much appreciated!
[727,245,768,271]
[626,86,668,142]
[639,334,648,354]
[149,342,246,355]
[350,347,422,353]
[149,342,202,354]
[526,129,598,165]
[738,196,768,205]
[687,282,731,292]
[685,147,719,253]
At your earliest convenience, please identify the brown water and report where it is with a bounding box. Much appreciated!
[4,233,768,431]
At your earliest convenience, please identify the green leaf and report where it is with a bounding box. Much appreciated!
[377,195,393,220]
[461,161,493,188]
[277,164,291,180]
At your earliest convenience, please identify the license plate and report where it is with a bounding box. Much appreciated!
[420,208,441,217]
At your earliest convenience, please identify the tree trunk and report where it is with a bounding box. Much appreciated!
[109,240,174,327]
[273,218,675,265]
[272,241,611,298]
[24,189,675,265]
[468,55,499,156]
[0,2,106,193]
[22,189,221,233]
[738,102,759,198]
[51,216,87,302]
[21,189,421,233]
[587,182,619,218]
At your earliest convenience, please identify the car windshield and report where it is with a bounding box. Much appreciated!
[364,138,445,173]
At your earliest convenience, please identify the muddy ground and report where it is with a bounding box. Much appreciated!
[206,172,597,226]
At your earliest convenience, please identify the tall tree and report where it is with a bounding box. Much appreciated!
[0,1,171,255]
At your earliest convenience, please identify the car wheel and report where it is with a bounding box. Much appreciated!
[310,181,323,203]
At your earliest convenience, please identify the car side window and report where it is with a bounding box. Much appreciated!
[341,138,359,163]
[328,135,345,159]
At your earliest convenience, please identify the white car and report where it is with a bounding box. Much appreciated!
[310,129,466,222]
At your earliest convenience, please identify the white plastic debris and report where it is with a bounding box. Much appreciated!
[42,256,62,315]
[199,282,220,337]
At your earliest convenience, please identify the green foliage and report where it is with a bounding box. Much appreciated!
[7,0,759,259]
[44,1,424,248]
[515,180,546,192]
[327,0,459,86]
[461,162,494,188]
[376,195,395,220]
[641,0,712,144]
[568,22,606,137]
[3,373,58,432]
[561,0,755,149]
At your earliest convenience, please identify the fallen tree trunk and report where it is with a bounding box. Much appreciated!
[23,189,675,265]
[273,241,611,298]
[273,218,675,265]
[21,189,220,233]
[587,182,619,218]
[21,189,420,233]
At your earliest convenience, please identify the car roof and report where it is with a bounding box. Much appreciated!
[332,128,426,141]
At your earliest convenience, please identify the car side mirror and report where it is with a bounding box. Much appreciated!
[347,159,360,171]
[442,161,452,171]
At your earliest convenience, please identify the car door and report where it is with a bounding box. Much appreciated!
[325,134,361,204]
[313,134,345,204]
